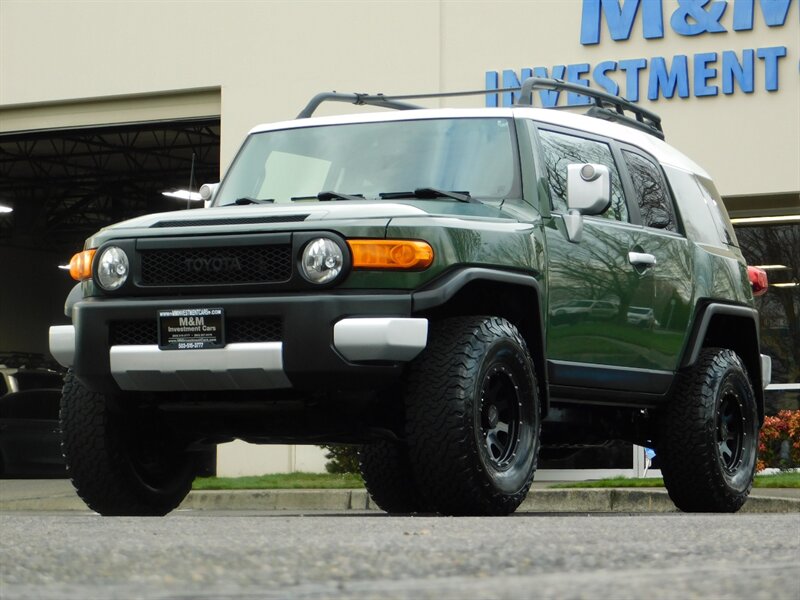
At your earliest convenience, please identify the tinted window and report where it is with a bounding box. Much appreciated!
[623,151,678,232]
[538,129,628,222]
[695,176,738,246]
[217,118,519,205]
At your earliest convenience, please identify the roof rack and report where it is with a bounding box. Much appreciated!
[297,77,665,140]
[516,77,664,140]
[297,93,422,119]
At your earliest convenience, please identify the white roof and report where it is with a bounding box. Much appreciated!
[249,106,709,178]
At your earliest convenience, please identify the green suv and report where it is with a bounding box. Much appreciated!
[49,79,771,516]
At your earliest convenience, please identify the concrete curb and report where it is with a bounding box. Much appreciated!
[2,486,798,513]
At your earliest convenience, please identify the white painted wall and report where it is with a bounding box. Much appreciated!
[216,441,328,476]
[1,1,798,197]
[1,0,797,477]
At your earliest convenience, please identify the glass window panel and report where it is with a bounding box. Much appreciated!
[735,222,799,414]
[538,129,628,222]
[623,151,677,232]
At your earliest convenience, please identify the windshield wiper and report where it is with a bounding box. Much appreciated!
[291,191,365,202]
[379,188,476,203]
[315,191,366,202]
[234,197,274,205]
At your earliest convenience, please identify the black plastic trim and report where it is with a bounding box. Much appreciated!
[680,303,760,368]
[412,267,541,312]
[71,291,413,394]
[548,359,673,395]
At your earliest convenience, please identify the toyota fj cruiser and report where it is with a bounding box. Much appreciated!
[50,78,771,516]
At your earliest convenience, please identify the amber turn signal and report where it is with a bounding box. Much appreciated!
[69,249,96,281]
[348,240,433,270]
[747,265,768,297]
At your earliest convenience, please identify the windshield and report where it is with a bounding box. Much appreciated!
[215,118,520,205]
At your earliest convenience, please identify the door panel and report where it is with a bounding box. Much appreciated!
[545,216,658,371]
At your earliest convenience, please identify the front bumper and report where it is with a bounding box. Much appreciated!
[50,293,428,393]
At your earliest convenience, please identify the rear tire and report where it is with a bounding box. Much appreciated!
[60,370,196,516]
[658,348,758,512]
[359,441,428,513]
[405,316,540,516]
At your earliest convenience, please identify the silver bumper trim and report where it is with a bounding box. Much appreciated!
[49,325,76,368]
[333,317,428,362]
[110,342,291,391]
[760,354,772,390]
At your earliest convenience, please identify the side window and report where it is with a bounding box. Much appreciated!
[623,151,678,232]
[538,129,628,222]
[695,176,738,246]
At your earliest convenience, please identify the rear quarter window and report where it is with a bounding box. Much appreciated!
[663,166,731,248]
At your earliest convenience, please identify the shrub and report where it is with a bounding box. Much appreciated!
[757,409,800,472]
[320,444,361,474]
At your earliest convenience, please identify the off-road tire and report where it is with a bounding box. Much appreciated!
[359,441,428,513]
[658,348,758,512]
[405,316,540,516]
[60,370,196,516]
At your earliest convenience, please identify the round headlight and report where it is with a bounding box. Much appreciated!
[96,246,129,291]
[301,238,344,284]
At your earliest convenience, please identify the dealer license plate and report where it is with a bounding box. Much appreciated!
[158,308,225,350]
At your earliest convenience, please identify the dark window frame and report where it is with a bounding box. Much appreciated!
[616,144,685,236]
[528,122,635,225]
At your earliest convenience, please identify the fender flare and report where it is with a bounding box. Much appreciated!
[412,267,549,416]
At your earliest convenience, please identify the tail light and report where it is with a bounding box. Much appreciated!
[747,266,768,297]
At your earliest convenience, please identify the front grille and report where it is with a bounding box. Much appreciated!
[110,317,283,346]
[139,245,292,286]
[227,318,283,343]
[111,320,158,345]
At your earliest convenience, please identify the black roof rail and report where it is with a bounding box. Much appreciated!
[297,78,665,140]
[297,92,422,119]
[516,77,664,140]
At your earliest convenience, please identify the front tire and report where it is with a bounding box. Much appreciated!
[658,348,759,512]
[405,316,540,516]
[60,370,197,516]
[359,441,428,513]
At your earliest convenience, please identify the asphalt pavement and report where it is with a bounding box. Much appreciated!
[1,479,798,513]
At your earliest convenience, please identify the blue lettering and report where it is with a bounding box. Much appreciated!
[733,0,794,31]
[757,46,787,90]
[581,0,664,44]
[502,68,533,106]
[671,0,728,35]
[485,71,499,107]
[619,58,648,100]
[567,63,592,105]
[533,66,567,106]
[694,52,719,96]
[648,55,690,99]
[722,49,755,93]
[593,61,620,95]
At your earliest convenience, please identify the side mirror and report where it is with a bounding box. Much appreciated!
[563,164,611,243]
[567,164,611,215]
[199,183,220,209]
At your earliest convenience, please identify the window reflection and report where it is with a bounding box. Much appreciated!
[735,223,799,413]
[538,129,628,222]
[623,151,677,232]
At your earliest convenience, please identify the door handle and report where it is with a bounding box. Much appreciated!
[628,251,656,267]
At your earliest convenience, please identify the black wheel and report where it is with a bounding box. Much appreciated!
[359,441,428,513]
[60,370,197,516]
[405,316,540,516]
[658,348,759,512]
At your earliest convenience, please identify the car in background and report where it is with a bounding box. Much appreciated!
[0,366,66,477]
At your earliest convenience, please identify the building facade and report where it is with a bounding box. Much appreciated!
[1,0,797,476]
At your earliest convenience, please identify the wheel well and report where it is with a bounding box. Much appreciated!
[700,313,764,422]
[418,279,549,416]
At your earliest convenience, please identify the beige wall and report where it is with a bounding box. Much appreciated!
[1,0,797,476]
[1,0,798,197]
